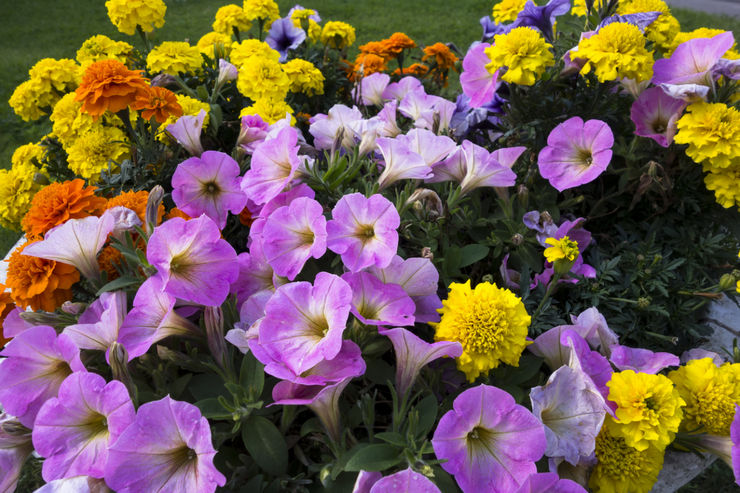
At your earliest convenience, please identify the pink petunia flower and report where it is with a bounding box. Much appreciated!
[167,110,206,157]
[0,413,33,493]
[342,272,416,326]
[630,87,686,147]
[63,291,127,361]
[241,127,303,205]
[538,117,613,192]
[460,42,499,108]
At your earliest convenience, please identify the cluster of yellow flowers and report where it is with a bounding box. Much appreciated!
[0,147,46,230]
[9,58,81,121]
[76,35,133,69]
[105,0,166,36]
[617,0,680,52]
[147,41,202,75]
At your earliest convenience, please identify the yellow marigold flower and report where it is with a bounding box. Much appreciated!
[243,0,279,24]
[0,162,44,230]
[589,417,664,493]
[240,97,295,125]
[675,102,740,168]
[492,0,526,23]
[147,41,203,75]
[606,370,685,451]
[576,22,654,82]
[213,4,252,35]
[321,21,356,50]
[237,56,290,101]
[230,39,280,67]
[307,19,322,43]
[50,93,94,148]
[617,0,680,52]
[105,0,166,36]
[11,143,46,170]
[668,358,740,435]
[667,28,740,58]
[29,58,82,94]
[484,27,555,86]
[571,0,607,16]
[67,126,130,181]
[703,164,740,210]
[290,7,316,30]
[197,32,234,58]
[9,80,47,121]
[76,35,133,68]
[431,280,531,382]
[543,236,579,263]
[283,59,324,96]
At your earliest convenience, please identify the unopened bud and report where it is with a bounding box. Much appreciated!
[516,184,529,208]
[34,173,50,186]
[205,306,227,370]
[61,301,87,315]
[511,233,524,246]
[421,247,434,260]
[20,311,67,328]
[150,73,178,89]
[331,127,345,156]
[146,185,165,234]
[319,465,332,486]
[406,188,444,218]
[637,297,651,309]
[110,342,137,401]
[719,273,736,291]
[540,211,553,224]
[1,419,30,437]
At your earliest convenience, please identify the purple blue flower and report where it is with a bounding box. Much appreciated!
[265,16,306,61]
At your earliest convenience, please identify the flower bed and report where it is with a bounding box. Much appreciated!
[1,0,740,491]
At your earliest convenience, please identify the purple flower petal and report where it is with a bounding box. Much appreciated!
[460,42,499,108]
[343,272,416,326]
[369,468,441,493]
[241,127,302,205]
[609,345,679,374]
[630,87,686,147]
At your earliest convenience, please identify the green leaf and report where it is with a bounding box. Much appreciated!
[415,394,439,439]
[458,244,489,268]
[239,352,265,400]
[344,444,402,472]
[95,276,140,295]
[375,432,407,447]
[195,398,233,420]
[241,416,288,476]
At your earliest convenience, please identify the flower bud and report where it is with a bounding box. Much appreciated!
[421,247,434,260]
[110,342,137,401]
[406,188,444,219]
[217,59,238,86]
[516,184,529,209]
[146,185,165,234]
[511,233,524,246]
[719,273,736,291]
[61,301,87,315]
[205,306,227,370]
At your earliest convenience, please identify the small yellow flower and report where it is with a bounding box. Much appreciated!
[67,126,130,181]
[147,41,203,75]
[575,22,654,82]
[12,143,46,171]
[589,417,665,493]
[105,0,166,35]
[702,163,740,210]
[236,56,290,101]
[197,32,234,59]
[543,236,579,263]
[606,370,685,451]
[242,0,279,24]
[76,35,133,68]
[675,102,740,169]
[669,358,740,435]
[431,280,531,382]
[492,0,526,23]
[240,97,295,125]
[213,4,252,35]
[484,27,554,86]
[283,59,325,96]
[321,21,356,50]
[230,39,280,67]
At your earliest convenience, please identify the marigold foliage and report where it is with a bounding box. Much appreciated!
[432,280,531,382]
[485,27,554,86]
[576,23,654,82]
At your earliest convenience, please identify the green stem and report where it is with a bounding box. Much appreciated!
[136,25,152,53]
[532,272,562,321]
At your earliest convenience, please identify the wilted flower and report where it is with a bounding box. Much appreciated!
[538,116,614,192]
[432,384,546,492]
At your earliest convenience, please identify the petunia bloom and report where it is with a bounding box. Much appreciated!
[609,345,679,374]
[652,32,735,87]
[241,127,302,205]
[432,384,546,492]
[379,327,462,397]
[460,42,499,108]
[265,16,306,61]
[538,116,614,192]
[147,215,238,306]
[32,372,135,480]
[63,291,127,360]
[171,150,247,229]
[0,413,33,493]
[167,109,206,156]
[375,136,430,190]
[105,396,226,492]
[514,472,588,493]
[327,193,400,272]
[369,468,441,493]
[309,104,363,151]
[0,326,86,427]
[630,86,686,147]
[354,72,390,106]
[259,196,327,280]
[342,272,416,326]
[237,114,269,154]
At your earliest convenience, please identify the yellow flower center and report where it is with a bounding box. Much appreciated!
[690,382,737,434]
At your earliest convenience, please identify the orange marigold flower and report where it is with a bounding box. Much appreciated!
[107,189,164,225]
[98,244,124,281]
[22,179,107,238]
[392,63,429,77]
[166,207,192,221]
[0,287,15,348]
[423,42,459,71]
[131,86,183,123]
[6,240,79,312]
[238,206,254,226]
[74,59,149,119]
[359,40,392,59]
[352,53,388,80]
[382,32,416,56]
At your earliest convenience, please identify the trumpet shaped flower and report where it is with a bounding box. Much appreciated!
[241,127,302,205]
[147,215,238,306]
[0,413,33,493]
[342,272,416,326]
[63,291,127,360]
[105,396,226,492]
[375,136,430,190]
[630,87,686,147]
[265,16,306,61]
[653,32,735,86]
[167,110,206,156]
[460,42,498,108]
[32,372,135,480]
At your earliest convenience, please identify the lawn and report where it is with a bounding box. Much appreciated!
[0,0,738,258]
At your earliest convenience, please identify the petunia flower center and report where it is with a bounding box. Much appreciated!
[355,225,376,243]
[169,252,196,281]
[577,148,594,166]
[466,425,497,456]
[202,181,221,196]
[83,412,109,437]
[651,118,667,134]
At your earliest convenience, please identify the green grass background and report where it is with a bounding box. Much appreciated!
[0,1,737,258]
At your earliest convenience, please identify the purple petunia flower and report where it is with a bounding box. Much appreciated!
[523,210,558,246]
[237,114,270,154]
[378,327,462,397]
[401,128,457,168]
[33,476,109,493]
[63,291,127,361]
[398,88,433,123]
[416,95,457,134]
[369,468,441,492]
[732,404,740,487]
[32,372,135,480]
[309,104,364,151]
[353,72,390,107]
[630,87,686,147]
[598,12,661,32]
[608,345,679,374]
[653,32,735,87]
[260,196,327,280]
[105,396,226,492]
[266,16,306,61]
[432,384,547,493]
[327,193,400,272]
[172,151,247,229]
[561,329,614,405]
[147,215,238,306]
[382,76,423,102]
[167,109,206,156]
[514,472,588,493]
[375,136,429,190]
[241,127,303,205]
[513,0,570,43]
[460,42,499,108]
[538,117,613,192]
[118,277,201,359]
[258,272,352,375]
[342,272,416,326]
[0,326,86,427]
[0,413,33,493]
[365,255,442,323]
[530,365,606,466]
